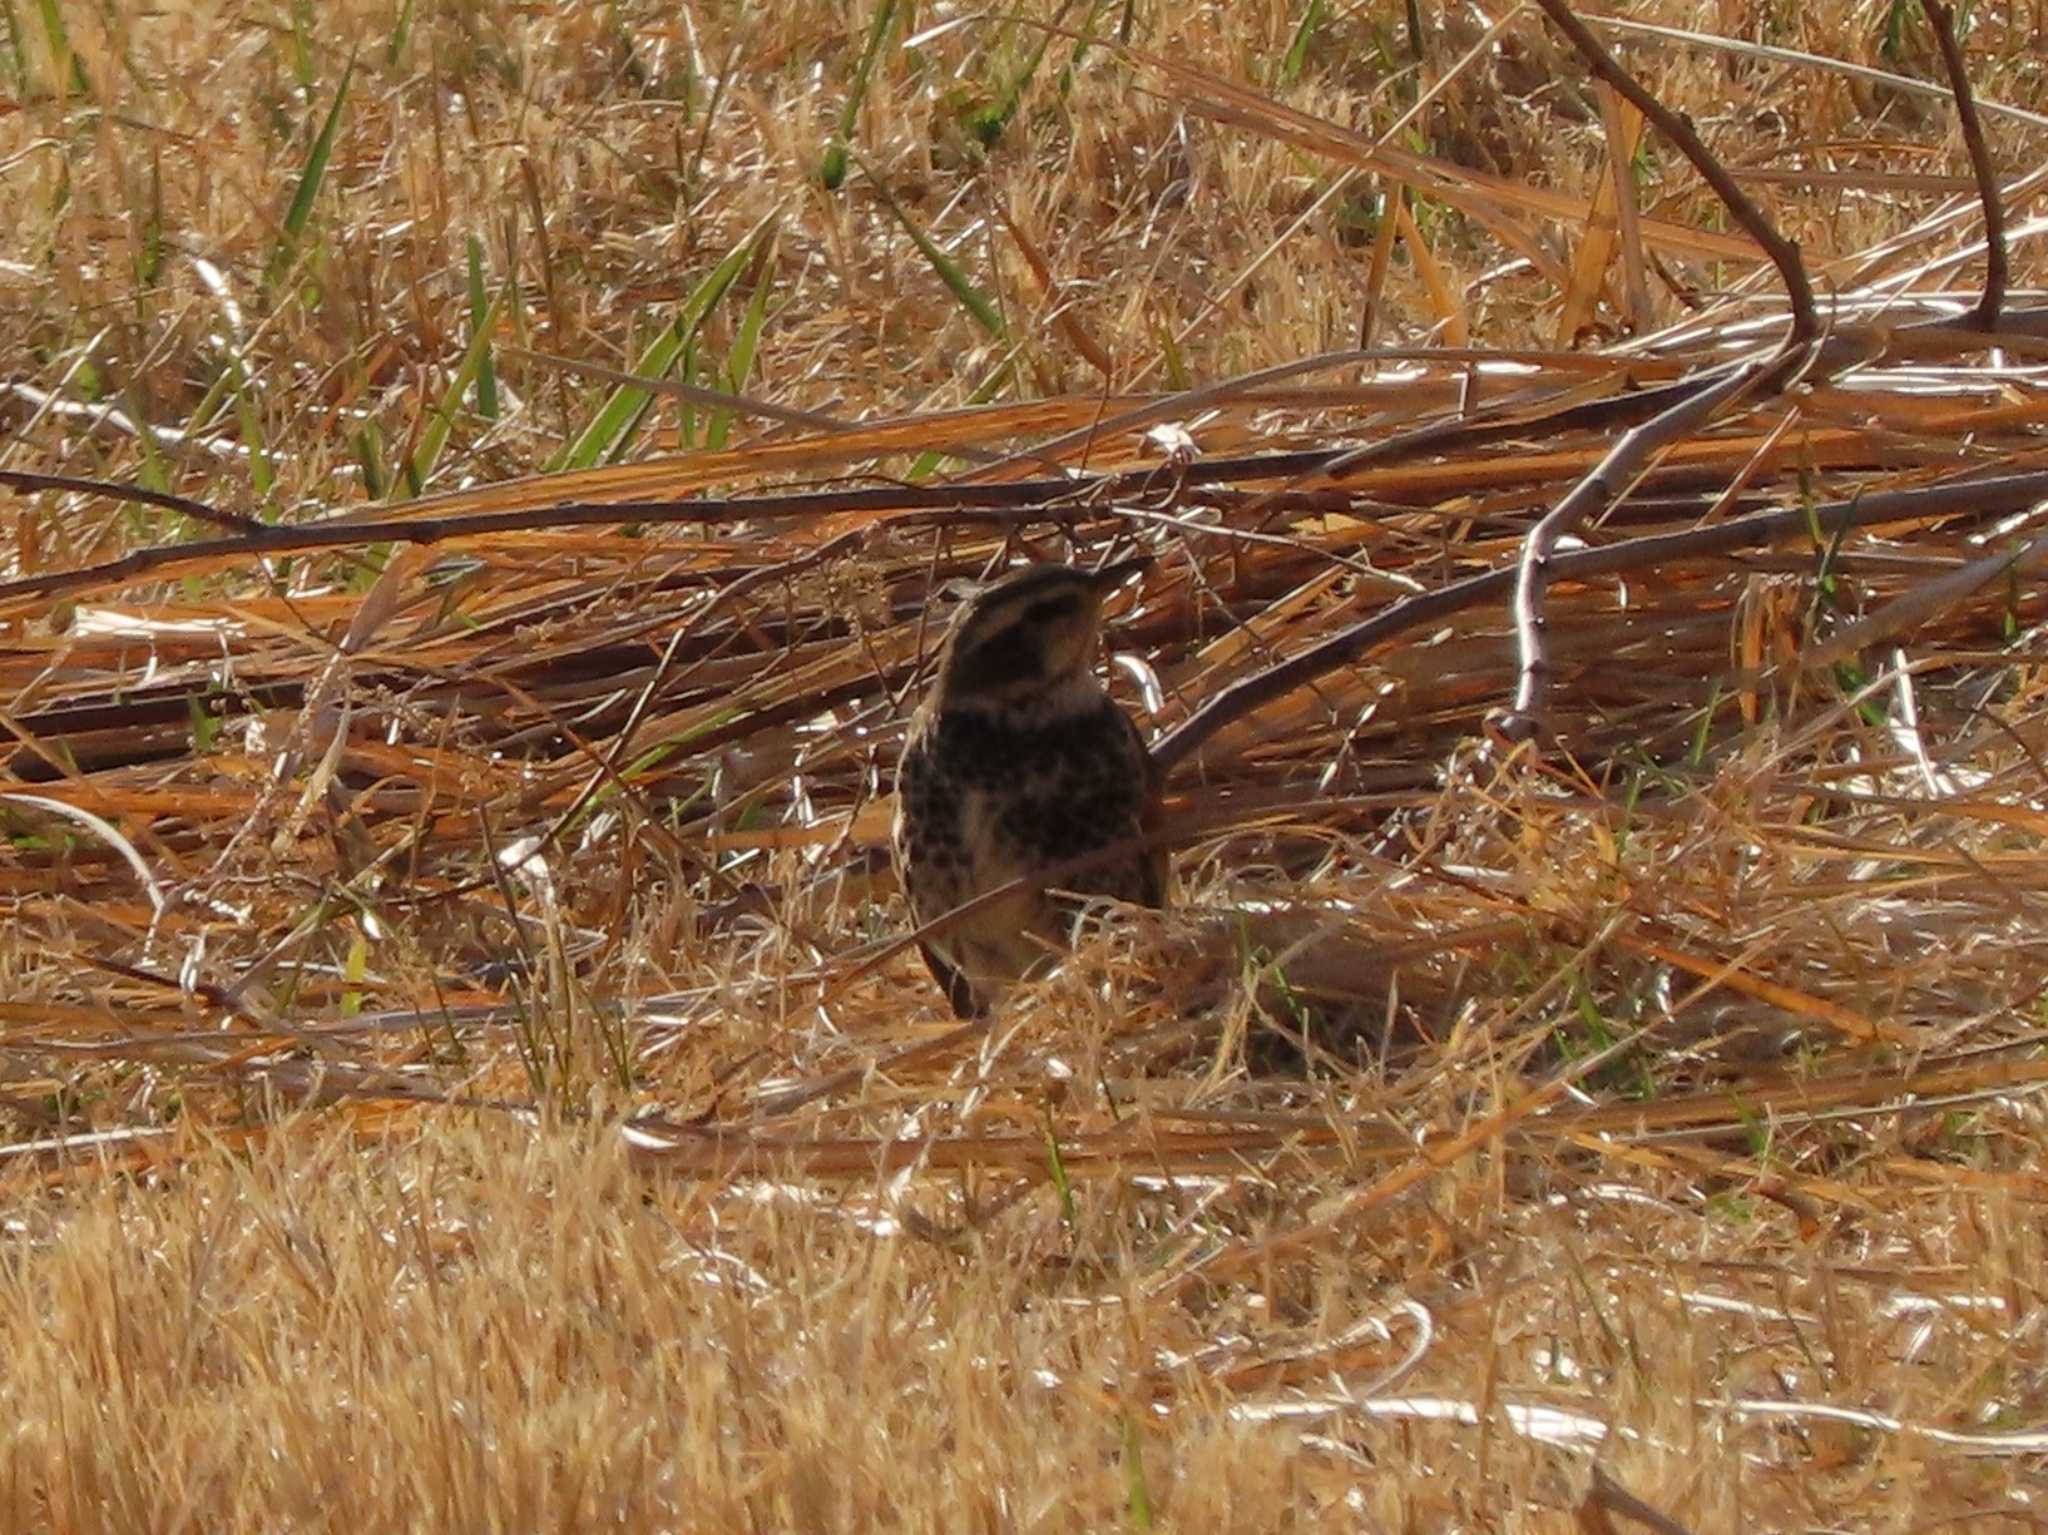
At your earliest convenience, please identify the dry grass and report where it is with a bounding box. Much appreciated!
[4,0,2048,1527]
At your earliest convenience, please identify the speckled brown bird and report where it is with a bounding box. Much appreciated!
[892,559,1166,1018]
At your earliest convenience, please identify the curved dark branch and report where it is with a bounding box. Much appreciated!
[1496,357,1774,741]
[1532,0,1817,346]
[1919,0,2007,329]
[1474,0,1835,741]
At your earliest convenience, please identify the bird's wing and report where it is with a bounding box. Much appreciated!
[897,718,988,1019]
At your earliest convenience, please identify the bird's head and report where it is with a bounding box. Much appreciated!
[933,558,1150,711]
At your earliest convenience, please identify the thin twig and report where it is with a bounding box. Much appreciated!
[0,480,1093,606]
[0,469,266,534]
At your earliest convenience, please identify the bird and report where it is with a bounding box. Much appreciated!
[892,558,1167,1018]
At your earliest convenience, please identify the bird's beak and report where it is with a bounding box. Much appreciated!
[1089,555,1153,592]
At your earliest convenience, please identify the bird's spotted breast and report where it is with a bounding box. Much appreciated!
[919,696,1150,893]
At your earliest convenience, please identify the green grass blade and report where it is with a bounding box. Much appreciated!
[128,384,171,498]
[402,295,500,495]
[187,316,275,505]
[705,273,773,452]
[1121,1413,1155,1530]
[0,4,25,94]
[230,364,274,501]
[386,0,415,67]
[550,214,773,472]
[861,163,1006,340]
[136,149,164,286]
[1880,0,1912,65]
[1058,0,1118,94]
[187,693,223,755]
[626,340,695,461]
[267,53,355,291]
[1042,1114,1077,1231]
[1153,310,1189,390]
[341,928,368,1019]
[1280,0,1324,83]
[466,237,498,420]
[31,0,87,98]
[354,419,389,502]
[967,0,1067,146]
[180,365,234,451]
[286,0,316,88]
[821,0,896,190]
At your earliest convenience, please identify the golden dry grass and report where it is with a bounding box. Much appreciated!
[4,0,2048,1528]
